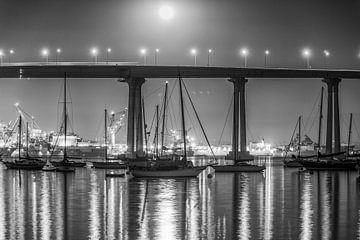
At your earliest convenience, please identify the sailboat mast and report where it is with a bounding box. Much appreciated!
[142,97,148,157]
[317,87,324,152]
[63,73,67,162]
[179,77,187,164]
[155,105,159,158]
[18,115,22,159]
[347,113,353,155]
[161,81,168,156]
[298,116,301,157]
[26,122,29,158]
[104,108,108,160]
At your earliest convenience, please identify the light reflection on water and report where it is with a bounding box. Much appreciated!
[0,158,359,239]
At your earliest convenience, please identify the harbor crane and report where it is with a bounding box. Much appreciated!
[108,108,127,146]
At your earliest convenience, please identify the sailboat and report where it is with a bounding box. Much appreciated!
[283,116,307,168]
[92,108,127,169]
[130,77,207,178]
[54,73,76,172]
[4,115,45,170]
[299,109,357,170]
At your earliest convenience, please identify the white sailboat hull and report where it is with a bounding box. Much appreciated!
[131,166,206,178]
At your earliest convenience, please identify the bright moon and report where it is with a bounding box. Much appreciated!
[159,5,174,20]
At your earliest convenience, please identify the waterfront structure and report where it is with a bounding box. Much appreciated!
[0,64,360,161]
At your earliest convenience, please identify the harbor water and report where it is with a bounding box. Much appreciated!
[0,157,359,239]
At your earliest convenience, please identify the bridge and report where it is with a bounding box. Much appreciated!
[1,63,360,159]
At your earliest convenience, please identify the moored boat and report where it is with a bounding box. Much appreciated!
[213,162,265,172]
[42,160,56,171]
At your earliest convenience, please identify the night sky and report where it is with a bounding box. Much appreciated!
[1,0,360,146]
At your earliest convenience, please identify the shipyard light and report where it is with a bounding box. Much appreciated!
[159,5,174,20]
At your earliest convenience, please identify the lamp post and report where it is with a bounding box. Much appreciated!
[56,48,61,64]
[240,48,249,67]
[191,48,197,66]
[207,49,212,67]
[140,48,147,64]
[91,48,98,64]
[106,48,111,64]
[9,49,14,63]
[41,49,49,63]
[302,48,311,68]
[0,50,3,65]
[323,50,330,68]
[155,48,159,65]
[264,50,270,68]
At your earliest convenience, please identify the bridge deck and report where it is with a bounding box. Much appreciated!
[0,63,360,79]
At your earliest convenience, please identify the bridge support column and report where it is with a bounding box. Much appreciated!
[229,78,253,161]
[120,77,145,158]
[322,78,341,154]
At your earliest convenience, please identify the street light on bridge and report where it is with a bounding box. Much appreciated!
[56,48,61,64]
[41,48,49,63]
[0,50,3,65]
[8,49,14,63]
[323,50,330,68]
[240,48,249,67]
[207,49,212,67]
[154,48,159,65]
[91,48,98,64]
[264,50,270,68]
[106,48,111,64]
[140,48,147,64]
[302,48,311,69]
[190,48,197,66]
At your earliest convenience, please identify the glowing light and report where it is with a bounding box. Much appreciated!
[56,48,61,53]
[190,48,197,55]
[140,48,147,55]
[240,48,249,57]
[208,49,212,53]
[265,50,270,55]
[159,5,174,20]
[0,50,3,56]
[14,102,19,107]
[41,48,49,56]
[302,48,311,57]
[91,48,98,56]
[10,49,14,54]
[323,50,330,57]
[155,48,160,53]
[107,48,111,53]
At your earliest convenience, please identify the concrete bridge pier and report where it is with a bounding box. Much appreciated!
[120,77,145,158]
[229,77,253,161]
[322,78,341,154]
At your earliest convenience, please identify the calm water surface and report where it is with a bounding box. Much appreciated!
[0,157,360,240]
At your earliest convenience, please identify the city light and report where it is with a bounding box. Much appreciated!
[190,48,197,66]
[264,50,270,68]
[240,48,249,67]
[41,48,49,63]
[140,48,147,64]
[159,5,174,20]
[323,50,330,68]
[302,48,311,68]
[155,48,159,65]
[56,48,61,64]
[0,50,4,65]
[207,49,212,67]
[90,47,98,63]
[106,48,111,63]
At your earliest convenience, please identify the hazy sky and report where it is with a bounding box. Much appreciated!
[0,0,360,146]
